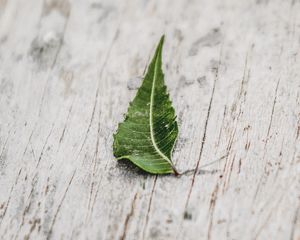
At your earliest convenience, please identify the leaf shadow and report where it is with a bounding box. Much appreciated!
[116,159,154,177]
[116,158,220,178]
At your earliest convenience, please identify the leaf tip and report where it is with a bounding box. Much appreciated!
[154,35,165,58]
[158,35,165,51]
[160,34,165,45]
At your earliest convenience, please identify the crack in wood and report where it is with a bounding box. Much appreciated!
[142,176,157,240]
[46,170,76,240]
[120,192,138,240]
[184,46,221,210]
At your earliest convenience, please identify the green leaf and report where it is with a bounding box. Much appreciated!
[113,35,179,175]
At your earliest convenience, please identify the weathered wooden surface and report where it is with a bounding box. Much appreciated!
[0,0,299,239]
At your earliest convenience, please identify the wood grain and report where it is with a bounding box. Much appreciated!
[0,0,299,239]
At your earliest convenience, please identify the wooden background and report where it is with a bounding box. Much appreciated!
[0,0,299,239]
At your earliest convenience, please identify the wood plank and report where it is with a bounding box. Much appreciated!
[0,0,299,239]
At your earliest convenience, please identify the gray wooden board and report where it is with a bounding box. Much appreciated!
[0,0,299,239]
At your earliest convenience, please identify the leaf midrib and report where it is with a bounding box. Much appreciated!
[149,47,173,167]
